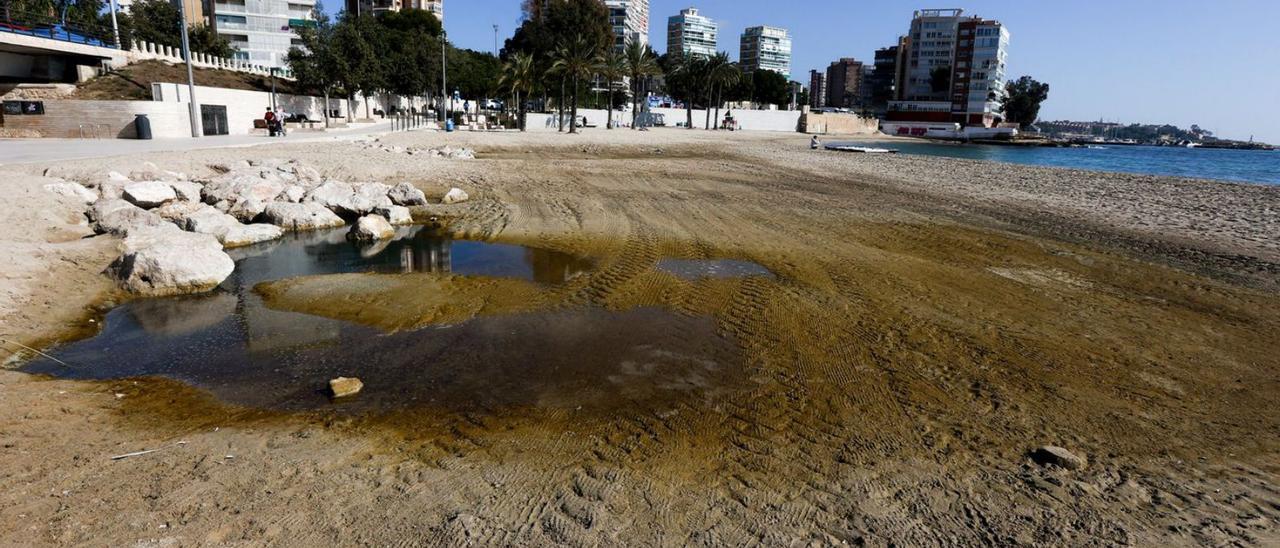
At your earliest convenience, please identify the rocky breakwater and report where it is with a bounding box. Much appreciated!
[42,157,474,297]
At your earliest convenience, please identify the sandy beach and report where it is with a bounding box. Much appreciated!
[1,128,1278,546]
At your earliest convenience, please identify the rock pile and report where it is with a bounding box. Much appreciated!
[43,159,471,296]
[354,139,477,159]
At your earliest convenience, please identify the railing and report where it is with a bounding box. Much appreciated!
[0,9,119,49]
[127,39,294,79]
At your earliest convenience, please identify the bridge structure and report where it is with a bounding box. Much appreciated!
[1,13,125,83]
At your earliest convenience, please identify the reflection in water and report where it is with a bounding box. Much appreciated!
[657,258,774,280]
[23,228,748,413]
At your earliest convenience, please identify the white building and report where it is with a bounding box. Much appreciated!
[604,0,649,51]
[889,8,1010,128]
[739,26,791,80]
[212,0,317,68]
[667,7,717,58]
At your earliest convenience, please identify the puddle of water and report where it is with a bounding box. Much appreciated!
[22,228,744,414]
[657,258,774,280]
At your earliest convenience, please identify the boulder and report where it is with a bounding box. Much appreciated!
[153,201,208,224]
[348,214,395,241]
[43,181,97,204]
[277,184,306,203]
[305,181,376,218]
[387,182,428,206]
[184,206,239,234]
[221,223,284,248]
[262,202,346,231]
[227,197,268,223]
[354,182,393,208]
[201,175,287,209]
[169,181,203,202]
[329,377,363,398]
[442,187,469,204]
[106,171,131,183]
[1031,446,1087,470]
[122,181,177,209]
[90,198,167,235]
[374,205,413,225]
[108,226,234,296]
[292,165,322,183]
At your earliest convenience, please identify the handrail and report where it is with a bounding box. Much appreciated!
[0,9,119,49]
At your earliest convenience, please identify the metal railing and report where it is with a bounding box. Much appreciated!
[0,9,119,49]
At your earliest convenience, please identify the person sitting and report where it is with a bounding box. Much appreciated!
[263,107,277,137]
[811,135,821,150]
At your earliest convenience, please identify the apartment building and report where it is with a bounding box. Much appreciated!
[824,57,863,109]
[667,7,717,58]
[212,0,317,68]
[604,0,649,51]
[808,69,826,108]
[344,0,443,20]
[739,26,791,79]
[888,8,1010,127]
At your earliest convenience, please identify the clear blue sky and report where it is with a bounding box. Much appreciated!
[327,0,1280,142]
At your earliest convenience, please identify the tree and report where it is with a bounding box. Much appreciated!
[500,52,535,131]
[623,39,659,129]
[596,47,625,129]
[287,7,344,124]
[659,52,700,129]
[549,34,598,134]
[118,0,232,57]
[1001,75,1050,128]
[706,53,739,130]
[749,69,790,108]
[328,13,382,120]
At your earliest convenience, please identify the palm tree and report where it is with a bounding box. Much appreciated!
[623,40,659,129]
[549,34,598,135]
[548,43,570,132]
[702,54,731,129]
[500,52,535,131]
[667,53,706,130]
[597,48,626,129]
[708,53,741,130]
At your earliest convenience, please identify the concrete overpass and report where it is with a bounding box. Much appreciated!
[1,28,125,83]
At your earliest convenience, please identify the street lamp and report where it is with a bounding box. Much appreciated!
[174,0,201,137]
[440,30,448,122]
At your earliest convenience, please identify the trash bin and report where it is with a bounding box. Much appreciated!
[445,119,455,132]
[134,114,152,140]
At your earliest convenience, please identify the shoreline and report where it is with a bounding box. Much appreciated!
[2,129,1277,546]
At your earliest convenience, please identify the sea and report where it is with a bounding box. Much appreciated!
[860,141,1280,185]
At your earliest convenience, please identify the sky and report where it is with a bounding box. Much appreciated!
[326,0,1280,143]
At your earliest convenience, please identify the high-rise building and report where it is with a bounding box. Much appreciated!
[866,45,898,116]
[345,0,443,21]
[604,0,649,51]
[739,26,791,80]
[808,69,826,108]
[888,8,1010,127]
[213,0,317,68]
[667,7,717,58]
[824,57,863,109]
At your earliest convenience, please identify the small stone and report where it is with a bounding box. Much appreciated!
[442,187,469,204]
[329,377,363,398]
[1031,446,1087,470]
[43,181,98,204]
[122,181,177,209]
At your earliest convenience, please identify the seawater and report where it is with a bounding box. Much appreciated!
[863,141,1280,185]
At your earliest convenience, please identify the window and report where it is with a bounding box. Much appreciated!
[216,14,246,25]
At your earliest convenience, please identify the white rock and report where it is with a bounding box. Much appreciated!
[1031,446,1088,470]
[262,202,346,231]
[90,198,167,235]
[220,223,284,248]
[387,182,427,206]
[43,181,97,204]
[201,175,287,209]
[122,181,177,209]
[277,185,306,203]
[227,197,268,223]
[106,171,131,183]
[374,205,413,225]
[355,182,393,208]
[153,201,208,224]
[184,206,240,235]
[292,165,322,183]
[305,181,376,218]
[442,187,469,204]
[348,214,395,241]
[169,181,203,202]
[108,226,234,296]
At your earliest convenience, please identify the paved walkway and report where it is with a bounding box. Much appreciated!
[0,122,397,165]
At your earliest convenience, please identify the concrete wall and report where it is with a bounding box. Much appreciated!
[801,112,880,135]
[524,107,803,133]
[152,82,349,135]
[0,99,188,138]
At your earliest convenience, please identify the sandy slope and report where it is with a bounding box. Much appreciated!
[1,129,1278,546]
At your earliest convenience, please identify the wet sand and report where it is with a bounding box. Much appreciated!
[1,129,1279,546]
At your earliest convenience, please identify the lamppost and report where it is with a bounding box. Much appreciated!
[109,0,120,48]
[440,30,448,121]
[174,0,201,137]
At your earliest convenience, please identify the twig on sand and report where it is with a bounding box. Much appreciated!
[0,337,71,368]
[111,441,188,461]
